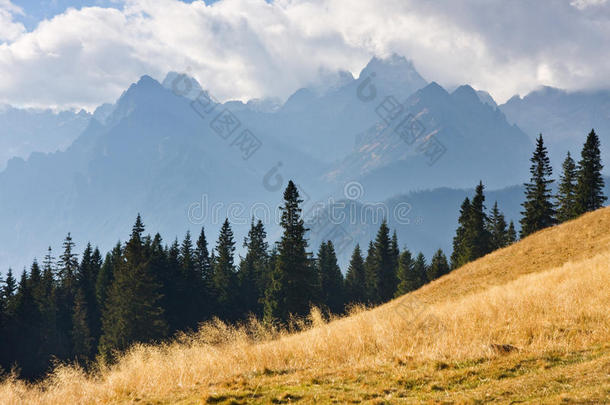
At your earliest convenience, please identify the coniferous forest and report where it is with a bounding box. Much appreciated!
[0,130,605,380]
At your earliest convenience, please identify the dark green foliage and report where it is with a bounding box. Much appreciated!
[575,129,607,214]
[371,220,397,304]
[177,231,207,329]
[395,249,417,296]
[96,244,120,320]
[451,197,471,269]
[98,215,167,361]
[451,182,493,269]
[363,241,377,304]
[238,220,269,318]
[75,243,102,357]
[316,241,344,314]
[520,134,556,237]
[468,181,492,259]
[264,181,315,323]
[71,288,93,361]
[212,219,239,320]
[426,249,450,281]
[412,253,428,288]
[344,244,367,304]
[488,202,508,251]
[556,152,579,223]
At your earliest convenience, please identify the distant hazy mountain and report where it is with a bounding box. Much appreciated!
[237,54,428,163]
[0,106,91,170]
[1,54,605,272]
[500,86,610,170]
[0,75,323,270]
[324,82,533,200]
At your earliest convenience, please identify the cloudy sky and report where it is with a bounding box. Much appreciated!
[1,0,610,110]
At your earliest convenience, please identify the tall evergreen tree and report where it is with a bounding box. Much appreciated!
[344,244,367,304]
[468,181,492,259]
[99,215,167,360]
[426,249,450,281]
[194,226,213,301]
[556,152,579,223]
[395,249,416,296]
[372,220,396,303]
[2,268,16,304]
[56,233,80,361]
[238,219,268,317]
[71,288,93,361]
[412,253,428,289]
[363,241,377,304]
[177,231,205,329]
[212,219,239,320]
[390,231,400,282]
[488,201,508,250]
[316,241,344,314]
[264,181,314,323]
[451,198,471,269]
[13,269,44,377]
[96,243,120,318]
[520,134,556,237]
[575,129,607,214]
[75,243,102,353]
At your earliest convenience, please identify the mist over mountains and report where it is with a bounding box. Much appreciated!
[0,54,607,270]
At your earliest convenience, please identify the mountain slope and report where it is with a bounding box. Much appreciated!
[0,106,90,170]
[500,86,610,169]
[326,82,533,198]
[2,207,609,404]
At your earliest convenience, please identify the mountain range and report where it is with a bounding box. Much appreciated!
[0,54,607,271]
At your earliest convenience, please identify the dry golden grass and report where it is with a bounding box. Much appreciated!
[2,208,610,404]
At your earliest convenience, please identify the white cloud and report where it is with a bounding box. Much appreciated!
[571,0,608,10]
[1,0,610,110]
[0,0,25,42]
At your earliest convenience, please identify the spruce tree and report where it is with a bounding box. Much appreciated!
[56,233,80,361]
[363,241,377,304]
[71,288,93,361]
[194,226,213,314]
[344,244,367,304]
[317,241,344,314]
[264,181,314,323]
[390,231,400,282]
[99,215,167,360]
[426,249,450,281]
[412,253,428,289]
[178,231,204,329]
[556,152,579,222]
[451,198,471,269]
[238,219,268,317]
[372,220,396,303]
[575,129,607,214]
[76,243,102,352]
[96,243,120,317]
[467,181,492,259]
[13,269,43,377]
[488,201,508,250]
[520,134,556,237]
[395,249,417,296]
[2,268,16,304]
[212,219,239,320]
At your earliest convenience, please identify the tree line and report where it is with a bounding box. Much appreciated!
[0,130,605,379]
[451,129,606,268]
[0,181,451,379]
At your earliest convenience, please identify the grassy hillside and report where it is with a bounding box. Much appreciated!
[2,208,610,404]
